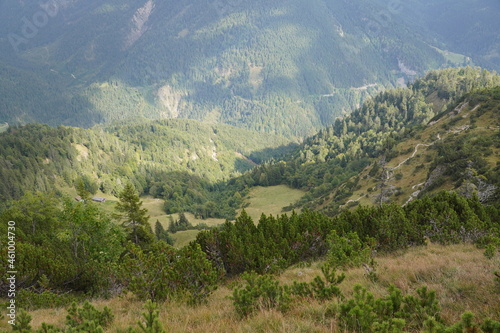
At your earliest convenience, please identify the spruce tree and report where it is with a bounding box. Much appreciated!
[154,220,174,245]
[115,183,154,247]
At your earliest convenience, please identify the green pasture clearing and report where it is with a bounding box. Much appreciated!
[240,185,305,222]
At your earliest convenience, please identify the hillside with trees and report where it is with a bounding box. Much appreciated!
[1,0,497,136]
[0,118,293,218]
[239,67,500,215]
[1,67,498,220]
[0,0,499,328]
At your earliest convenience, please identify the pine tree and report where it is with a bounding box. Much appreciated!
[154,220,174,245]
[177,212,190,229]
[154,220,164,239]
[135,300,166,333]
[115,183,154,247]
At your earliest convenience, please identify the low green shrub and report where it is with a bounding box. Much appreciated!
[231,272,291,318]
[327,231,372,269]
[124,300,166,333]
[16,289,84,311]
[7,302,113,333]
[336,285,441,332]
[232,264,345,318]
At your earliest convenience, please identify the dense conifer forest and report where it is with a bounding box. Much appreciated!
[0,0,498,136]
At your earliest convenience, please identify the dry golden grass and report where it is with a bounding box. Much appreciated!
[374,243,500,323]
[13,243,498,333]
[171,229,201,248]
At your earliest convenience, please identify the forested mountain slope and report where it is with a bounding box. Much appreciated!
[0,0,497,136]
[238,67,500,214]
[0,118,293,217]
[319,85,500,213]
[1,67,498,220]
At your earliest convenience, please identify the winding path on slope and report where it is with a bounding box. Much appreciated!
[343,104,487,207]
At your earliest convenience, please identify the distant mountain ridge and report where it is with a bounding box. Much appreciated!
[0,0,497,136]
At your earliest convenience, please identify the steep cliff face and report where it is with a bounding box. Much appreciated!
[124,0,155,49]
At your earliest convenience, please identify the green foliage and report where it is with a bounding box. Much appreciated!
[12,310,32,332]
[129,300,166,333]
[308,264,345,301]
[115,183,154,247]
[196,209,334,276]
[175,243,224,305]
[481,318,500,333]
[120,242,177,302]
[121,242,222,304]
[405,192,496,245]
[196,191,499,279]
[154,221,174,245]
[327,231,372,269]
[1,69,499,223]
[6,302,113,333]
[337,285,441,332]
[76,175,98,197]
[166,213,213,235]
[423,311,500,333]
[4,0,484,136]
[484,244,497,260]
[0,119,290,218]
[234,68,500,213]
[231,272,292,318]
[0,193,125,299]
[289,265,345,301]
[167,212,192,233]
[231,263,345,318]
[65,301,113,331]
[16,290,83,311]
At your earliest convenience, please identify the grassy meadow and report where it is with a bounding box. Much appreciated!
[158,185,305,247]
[239,185,305,222]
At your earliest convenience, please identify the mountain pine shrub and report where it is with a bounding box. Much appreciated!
[127,300,166,333]
[423,311,500,333]
[232,264,346,318]
[121,241,222,304]
[7,302,112,332]
[65,301,113,331]
[327,231,372,269]
[16,289,83,311]
[336,285,442,332]
[231,272,292,318]
[11,310,32,332]
[309,264,345,301]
